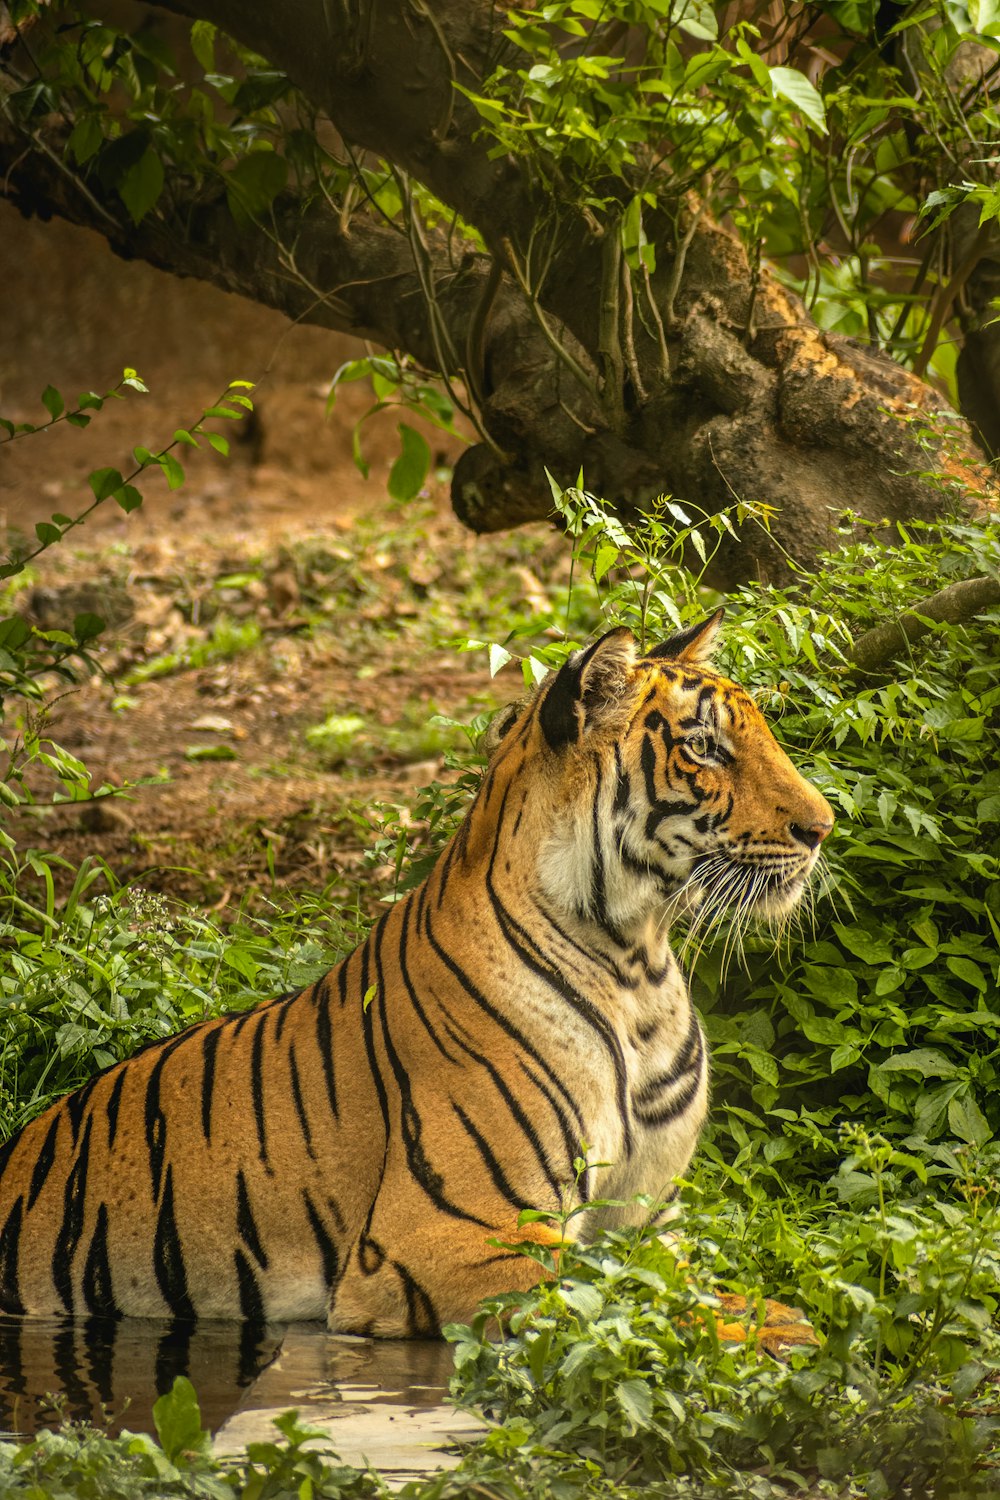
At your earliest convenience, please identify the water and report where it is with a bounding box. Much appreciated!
[0,1316,481,1482]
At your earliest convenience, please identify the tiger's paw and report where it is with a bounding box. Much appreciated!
[713,1292,817,1357]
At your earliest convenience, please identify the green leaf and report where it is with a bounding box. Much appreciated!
[387,423,431,503]
[832,923,892,965]
[226,151,288,224]
[207,432,230,457]
[977,794,1000,823]
[948,1090,992,1147]
[67,114,104,166]
[116,484,143,513]
[947,955,987,992]
[160,453,186,490]
[616,1377,653,1430]
[770,66,827,133]
[190,19,216,70]
[73,613,105,642]
[41,385,64,420]
[489,643,513,677]
[561,1282,603,1320]
[877,1048,959,1079]
[118,145,165,224]
[152,1376,211,1463]
[34,522,62,546]
[88,467,125,502]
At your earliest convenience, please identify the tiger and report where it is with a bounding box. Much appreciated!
[0,611,833,1341]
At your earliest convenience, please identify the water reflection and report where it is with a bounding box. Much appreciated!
[0,1318,479,1480]
[0,1315,284,1438]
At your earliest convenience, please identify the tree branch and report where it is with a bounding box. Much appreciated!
[848,575,1000,675]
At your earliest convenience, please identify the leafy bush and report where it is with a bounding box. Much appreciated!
[0,884,353,1139]
[444,1136,1000,1498]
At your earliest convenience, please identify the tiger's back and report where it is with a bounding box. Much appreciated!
[0,614,833,1336]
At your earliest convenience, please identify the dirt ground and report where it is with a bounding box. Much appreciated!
[0,204,561,912]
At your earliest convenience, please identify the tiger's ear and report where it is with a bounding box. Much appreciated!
[480,699,524,758]
[538,627,638,750]
[647,607,725,666]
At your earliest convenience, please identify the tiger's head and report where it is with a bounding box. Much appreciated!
[482,611,833,943]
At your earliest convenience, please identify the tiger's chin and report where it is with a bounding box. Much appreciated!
[750,874,809,922]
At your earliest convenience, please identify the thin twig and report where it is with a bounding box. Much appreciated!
[620,258,647,404]
[503,237,601,402]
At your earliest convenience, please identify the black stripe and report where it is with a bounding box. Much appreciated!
[0,1133,18,1186]
[359,1228,386,1276]
[373,914,491,1230]
[0,1196,25,1314]
[337,962,349,1008]
[633,1010,703,1108]
[314,978,339,1122]
[201,1026,221,1144]
[434,834,461,906]
[82,1315,116,1407]
[274,991,299,1042]
[613,743,630,811]
[155,1319,193,1394]
[234,1247,265,1322]
[236,1170,269,1270]
[250,1012,270,1168]
[230,1008,257,1038]
[105,1068,126,1150]
[303,1189,339,1288]
[536,896,634,987]
[81,1201,118,1317]
[397,897,457,1062]
[153,1164,195,1321]
[421,913,586,1138]
[52,1324,91,1420]
[66,1076,98,1148]
[392,1259,438,1337]
[27,1113,60,1211]
[635,1064,705,1129]
[441,1016,564,1203]
[517,1059,587,1198]
[153,1326,193,1392]
[483,782,634,1158]
[288,1044,315,1159]
[145,1038,185,1205]
[359,922,392,1140]
[452,1102,524,1212]
[52,1113,93,1315]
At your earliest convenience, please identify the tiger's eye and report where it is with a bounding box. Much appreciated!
[688,733,710,756]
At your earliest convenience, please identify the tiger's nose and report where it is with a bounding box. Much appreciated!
[789,818,834,850]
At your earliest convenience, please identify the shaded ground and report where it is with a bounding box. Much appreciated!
[0,205,568,912]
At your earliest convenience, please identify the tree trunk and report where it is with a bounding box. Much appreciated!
[1,0,996,586]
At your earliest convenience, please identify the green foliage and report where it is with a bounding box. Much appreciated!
[11,0,997,476]
[326,356,461,500]
[442,1139,1000,1497]
[0,1377,380,1497]
[0,884,352,1140]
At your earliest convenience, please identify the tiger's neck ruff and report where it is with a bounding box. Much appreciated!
[0,614,832,1337]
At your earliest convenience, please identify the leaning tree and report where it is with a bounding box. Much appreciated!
[1,0,999,583]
